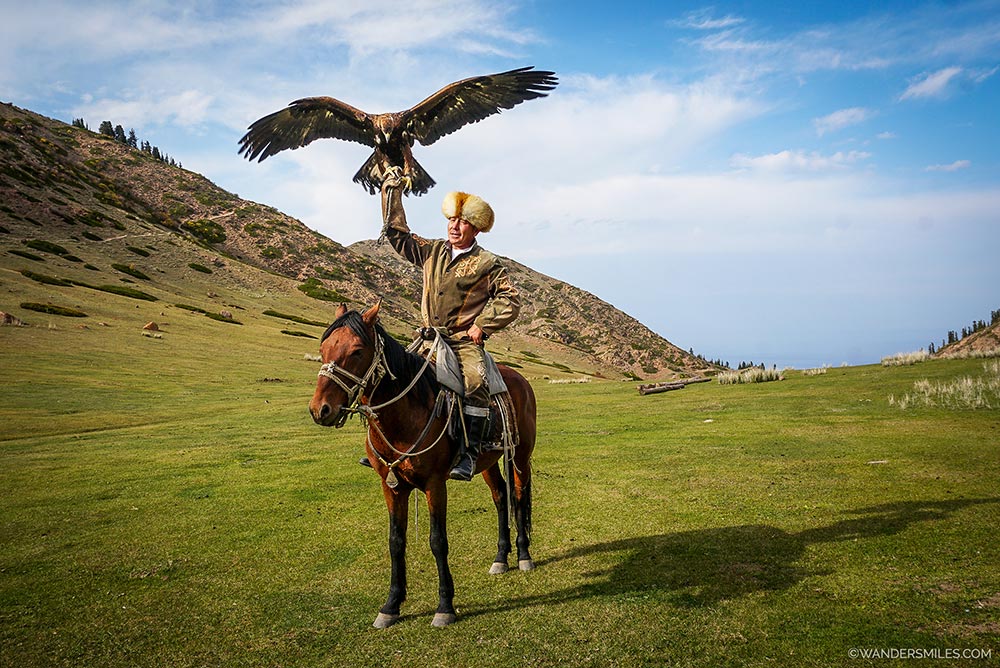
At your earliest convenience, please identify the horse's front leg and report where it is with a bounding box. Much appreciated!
[426,479,456,626]
[374,484,410,629]
[482,463,511,574]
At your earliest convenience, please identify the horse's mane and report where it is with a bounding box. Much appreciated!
[322,311,438,405]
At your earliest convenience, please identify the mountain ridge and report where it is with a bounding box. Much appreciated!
[0,101,719,380]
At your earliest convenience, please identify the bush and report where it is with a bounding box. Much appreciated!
[126,246,151,257]
[182,219,227,244]
[297,278,347,303]
[718,367,785,385]
[20,302,87,317]
[188,263,213,274]
[112,263,150,280]
[205,312,242,325]
[9,249,45,262]
[882,350,930,366]
[262,309,326,327]
[81,283,158,301]
[281,330,317,339]
[24,239,70,256]
[938,347,1000,360]
[890,361,1000,410]
[20,270,73,286]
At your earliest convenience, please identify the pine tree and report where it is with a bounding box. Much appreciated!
[127,129,138,148]
[114,124,127,143]
[98,120,115,137]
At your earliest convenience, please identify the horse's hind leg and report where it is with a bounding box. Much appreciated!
[482,463,511,574]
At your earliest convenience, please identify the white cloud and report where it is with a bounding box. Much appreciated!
[813,107,873,136]
[925,159,971,172]
[971,65,1000,84]
[675,9,746,31]
[730,149,871,173]
[876,131,897,140]
[899,66,963,100]
[72,89,214,131]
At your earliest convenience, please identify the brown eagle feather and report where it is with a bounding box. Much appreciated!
[238,66,557,195]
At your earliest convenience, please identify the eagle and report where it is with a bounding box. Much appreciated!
[238,66,557,196]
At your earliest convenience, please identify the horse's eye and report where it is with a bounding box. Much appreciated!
[350,349,363,359]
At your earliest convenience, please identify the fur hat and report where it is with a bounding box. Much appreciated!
[441,191,494,233]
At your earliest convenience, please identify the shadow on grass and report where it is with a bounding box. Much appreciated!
[462,497,1000,616]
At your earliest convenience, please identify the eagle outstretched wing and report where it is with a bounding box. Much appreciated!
[238,97,375,162]
[238,66,558,195]
[403,66,558,146]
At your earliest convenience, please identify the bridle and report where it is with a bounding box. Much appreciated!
[317,325,451,489]
[317,328,393,428]
[317,326,440,429]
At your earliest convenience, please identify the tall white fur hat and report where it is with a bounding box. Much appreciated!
[441,191,494,233]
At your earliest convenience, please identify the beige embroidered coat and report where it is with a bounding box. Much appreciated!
[383,187,520,338]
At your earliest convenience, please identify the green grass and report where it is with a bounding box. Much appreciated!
[1,209,996,667]
[2,309,997,667]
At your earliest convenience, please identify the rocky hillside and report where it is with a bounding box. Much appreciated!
[0,101,719,380]
[935,319,1000,358]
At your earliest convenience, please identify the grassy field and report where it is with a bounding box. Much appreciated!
[2,301,999,666]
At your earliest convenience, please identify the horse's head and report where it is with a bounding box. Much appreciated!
[309,301,382,427]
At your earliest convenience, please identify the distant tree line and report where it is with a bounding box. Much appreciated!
[71,117,182,169]
[689,348,729,369]
[928,307,1000,354]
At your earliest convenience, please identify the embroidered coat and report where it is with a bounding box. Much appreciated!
[382,187,520,338]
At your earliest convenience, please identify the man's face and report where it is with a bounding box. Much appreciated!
[447,216,479,249]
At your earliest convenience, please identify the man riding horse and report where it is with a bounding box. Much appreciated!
[360,169,520,480]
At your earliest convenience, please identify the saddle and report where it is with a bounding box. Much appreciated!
[408,330,517,454]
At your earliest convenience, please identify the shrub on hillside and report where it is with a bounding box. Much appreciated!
[188,262,213,274]
[938,347,1000,360]
[111,263,150,280]
[890,361,1000,410]
[718,367,785,385]
[262,310,326,327]
[882,350,930,366]
[24,239,70,256]
[297,277,347,303]
[20,302,87,317]
[182,219,227,244]
[20,270,73,286]
[9,249,45,262]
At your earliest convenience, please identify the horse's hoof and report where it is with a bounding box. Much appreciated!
[431,612,457,627]
[373,612,400,629]
[489,561,510,575]
[518,559,536,571]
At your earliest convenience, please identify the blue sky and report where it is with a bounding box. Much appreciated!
[3,0,999,368]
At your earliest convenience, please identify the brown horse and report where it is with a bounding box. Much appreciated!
[308,302,537,628]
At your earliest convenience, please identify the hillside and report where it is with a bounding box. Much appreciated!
[935,319,1000,358]
[0,101,717,380]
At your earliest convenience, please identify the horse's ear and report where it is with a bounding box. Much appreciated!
[362,299,381,326]
[335,303,348,319]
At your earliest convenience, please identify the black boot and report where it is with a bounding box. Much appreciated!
[359,456,373,468]
[449,411,489,481]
